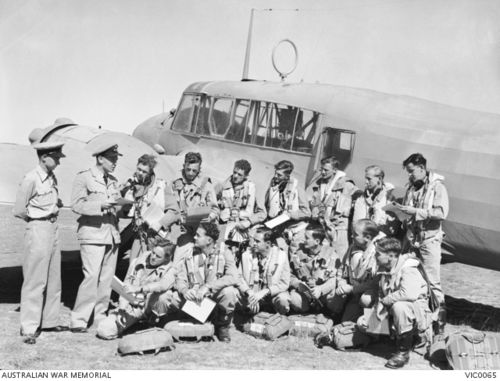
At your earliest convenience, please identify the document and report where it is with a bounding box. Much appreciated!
[182,298,216,323]
[382,202,411,222]
[111,276,137,304]
[363,307,390,335]
[141,201,164,226]
[184,206,212,228]
[264,213,290,229]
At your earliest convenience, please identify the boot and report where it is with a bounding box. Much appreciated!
[385,331,413,369]
[215,325,231,343]
[213,308,233,343]
[433,303,447,336]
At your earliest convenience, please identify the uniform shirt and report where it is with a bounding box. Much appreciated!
[337,233,385,295]
[219,178,267,225]
[122,175,180,230]
[125,253,176,294]
[403,171,449,243]
[309,170,356,229]
[71,166,121,244]
[13,165,59,220]
[264,177,310,220]
[172,173,219,218]
[236,248,260,295]
[175,246,238,296]
[290,244,339,295]
[378,254,428,306]
[260,246,291,296]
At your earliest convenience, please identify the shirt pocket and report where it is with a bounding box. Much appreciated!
[33,188,57,208]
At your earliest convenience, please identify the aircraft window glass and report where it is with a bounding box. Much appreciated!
[194,95,211,135]
[226,99,250,142]
[321,127,355,169]
[265,104,298,150]
[244,102,257,144]
[210,98,233,137]
[290,109,318,154]
[172,94,198,133]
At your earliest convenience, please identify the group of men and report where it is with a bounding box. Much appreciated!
[14,125,449,369]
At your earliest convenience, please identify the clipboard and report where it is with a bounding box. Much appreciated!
[382,202,411,222]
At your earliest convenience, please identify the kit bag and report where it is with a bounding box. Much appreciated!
[242,312,293,340]
[331,321,371,350]
[117,327,175,356]
[445,330,500,370]
[164,320,215,342]
[288,314,334,338]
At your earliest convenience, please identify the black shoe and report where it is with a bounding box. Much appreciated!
[385,331,413,369]
[70,327,88,333]
[23,335,37,345]
[216,325,231,343]
[385,350,410,369]
[42,326,70,333]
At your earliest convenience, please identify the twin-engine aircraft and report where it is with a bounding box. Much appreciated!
[132,79,500,271]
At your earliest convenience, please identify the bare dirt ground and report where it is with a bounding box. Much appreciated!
[1,205,499,370]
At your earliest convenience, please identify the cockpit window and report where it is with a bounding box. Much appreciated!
[210,98,233,136]
[172,93,320,155]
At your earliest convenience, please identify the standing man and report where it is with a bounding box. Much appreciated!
[121,154,180,265]
[172,152,219,222]
[352,165,399,236]
[264,160,310,222]
[400,153,448,332]
[170,152,219,262]
[13,141,67,344]
[70,143,123,332]
[308,156,356,259]
[218,159,266,242]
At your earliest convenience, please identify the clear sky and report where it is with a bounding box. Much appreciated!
[1,0,499,144]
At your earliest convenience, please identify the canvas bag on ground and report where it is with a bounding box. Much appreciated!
[242,312,293,340]
[117,328,175,356]
[164,320,215,342]
[288,314,334,338]
[445,330,500,370]
[332,321,371,350]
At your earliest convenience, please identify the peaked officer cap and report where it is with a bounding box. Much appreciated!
[91,142,123,157]
[32,141,66,157]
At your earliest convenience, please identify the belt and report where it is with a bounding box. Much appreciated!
[27,214,58,223]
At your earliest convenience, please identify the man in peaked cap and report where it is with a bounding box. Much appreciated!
[13,140,68,344]
[70,142,124,332]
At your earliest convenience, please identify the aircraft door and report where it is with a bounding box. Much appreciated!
[306,127,356,187]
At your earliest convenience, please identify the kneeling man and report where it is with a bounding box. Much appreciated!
[237,227,291,315]
[171,222,239,343]
[374,237,432,369]
[288,224,339,314]
[97,240,176,339]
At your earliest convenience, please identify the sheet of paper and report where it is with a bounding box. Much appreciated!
[111,276,136,304]
[264,213,291,229]
[141,201,164,226]
[184,206,212,228]
[363,307,390,335]
[382,201,411,222]
[182,298,216,323]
